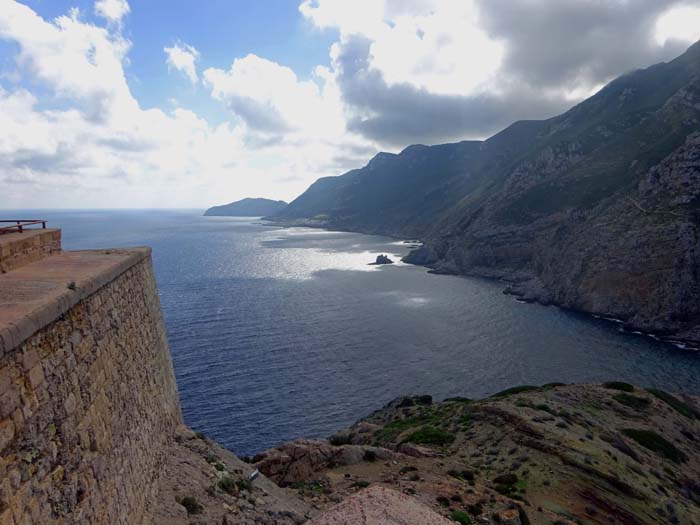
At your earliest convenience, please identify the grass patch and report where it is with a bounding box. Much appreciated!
[603,382,634,392]
[374,406,454,443]
[613,393,651,411]
[290,481,324,494]
[374,416,429,443]
[621,429,687,463]
[451,510,472,524]
[491,385,539,398]
[646,388,699,419]
[405,426,455,447]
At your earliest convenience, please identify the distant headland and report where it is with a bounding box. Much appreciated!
[204,197,288,217]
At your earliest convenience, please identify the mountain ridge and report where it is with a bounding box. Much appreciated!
[271,41,700,343]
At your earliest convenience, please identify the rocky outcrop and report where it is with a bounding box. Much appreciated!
[253,439,396,486]
[369,255,393,265]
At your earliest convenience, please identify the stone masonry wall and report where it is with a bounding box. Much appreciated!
[0,255,182,524]
[0,229,61,274]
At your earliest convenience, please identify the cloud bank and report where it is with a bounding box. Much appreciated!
[1,0,699,208]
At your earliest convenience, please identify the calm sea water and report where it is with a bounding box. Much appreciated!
[14,209,700,455]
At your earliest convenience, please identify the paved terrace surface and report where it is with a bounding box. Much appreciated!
[0,247,151,356]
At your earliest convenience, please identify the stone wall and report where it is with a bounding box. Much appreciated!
[0,253,182,524]
[0,229,61,274]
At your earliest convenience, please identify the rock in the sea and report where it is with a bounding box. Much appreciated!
[370,254,394,265]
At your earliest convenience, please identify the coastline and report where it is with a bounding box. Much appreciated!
[264,217,700,351]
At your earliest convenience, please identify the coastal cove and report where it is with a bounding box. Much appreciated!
[18,209,700,456]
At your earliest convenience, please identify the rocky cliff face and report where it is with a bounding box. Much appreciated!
[273,41,700,343]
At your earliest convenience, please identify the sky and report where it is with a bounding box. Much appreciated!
[1,0,700,209]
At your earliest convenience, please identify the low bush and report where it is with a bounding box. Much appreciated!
[178,496,203,515]
[621,429,687,463]
[603,382,634,392]
[491,385,538,398]
[217,476,235,494]
[450,509,472,524]
[646,388,699,419]
[613,393,651,410]
[405,426,455,446]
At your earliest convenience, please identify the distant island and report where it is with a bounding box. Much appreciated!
[204,197,288,217]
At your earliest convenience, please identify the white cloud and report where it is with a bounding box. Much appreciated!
[203,54,345,138]
[299,0,700,145]
[94,0,130,25]
[655,5,700,45]
[300,0,503,96]
[164,42,200,84]
[0,1,373,209]
[2,0,700,209]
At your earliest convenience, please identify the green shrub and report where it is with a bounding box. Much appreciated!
[646,388,699,419]
[444,397,472,403]
[534,404,557,415]
[491,385,538,398]
[374,416,428,443]
[613,393,651,410]
[447,469,474,481]
[352,480,370,489]
[217,476,235,493]
[236,479,252,492]
[603,382,634,392]
[451,509,472,524]
[290,481,323,494]
[363,449,377,462]
[405,426,455,446]
[194,431,206,440]
[621,429,687,463]
[542,382,566,389]
[178,496,203,515]
[493,473,518,485]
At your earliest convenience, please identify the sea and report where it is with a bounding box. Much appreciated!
[15,209,700,455]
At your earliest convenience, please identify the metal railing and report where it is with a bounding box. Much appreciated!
[0,220,48,235]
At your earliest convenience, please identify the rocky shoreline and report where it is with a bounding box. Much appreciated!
[220,382,700,525]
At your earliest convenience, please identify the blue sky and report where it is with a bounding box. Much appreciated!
[24,0,338,124]
[2,0,700,209]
